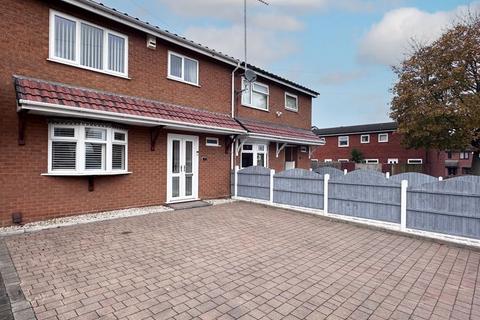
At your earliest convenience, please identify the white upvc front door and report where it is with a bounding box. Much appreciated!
[167,134,199,203]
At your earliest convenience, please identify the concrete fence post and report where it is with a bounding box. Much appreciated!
[234,165,239,198]
[400,179,408,231]
[386,172,390,179]
[323,174,330,214]
[270,169,275,204]
[343,169,347,175]
[438,176,443,181]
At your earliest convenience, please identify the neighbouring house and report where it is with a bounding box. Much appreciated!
[312,122,474,177]
[0,0,321,226]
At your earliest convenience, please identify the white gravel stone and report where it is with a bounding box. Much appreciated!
[205,198,237,206]
[0,205,173,236]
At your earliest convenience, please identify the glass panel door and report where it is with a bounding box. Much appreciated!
[171,139,181,198]
[167,134,198,202]
[184,140,193,197]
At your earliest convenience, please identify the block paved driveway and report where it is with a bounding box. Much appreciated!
[4,202,480,320]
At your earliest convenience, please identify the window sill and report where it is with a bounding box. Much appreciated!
[206,144,221,147]
[285,107,298,113]
[241,104,269,112]
[167,76,200,87]
[42,171,132,177]
[47,58,131,80]
[338,145,349,148]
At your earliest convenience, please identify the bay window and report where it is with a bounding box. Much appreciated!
[48,122,128,175]
[50,10,128,77]
[242,79,269,111]
[240,143,268,168]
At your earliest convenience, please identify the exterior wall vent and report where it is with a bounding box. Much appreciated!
[147,35,156,49]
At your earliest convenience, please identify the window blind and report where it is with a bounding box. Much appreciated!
[85,143,105,170]
[81,23,104,70]
[108,34,125,73]
[52,141,77,170]
[112,144,125,170]
[54,15,76,61]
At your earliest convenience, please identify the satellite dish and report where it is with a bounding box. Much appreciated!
[244,69,257,83]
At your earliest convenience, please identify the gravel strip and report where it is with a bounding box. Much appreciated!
[0,205,172,236]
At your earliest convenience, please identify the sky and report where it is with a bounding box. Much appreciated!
[102,0,479,128]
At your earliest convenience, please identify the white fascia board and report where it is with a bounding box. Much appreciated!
[246,133,324,145]
[60,0,318,97]
[18,100,247,135]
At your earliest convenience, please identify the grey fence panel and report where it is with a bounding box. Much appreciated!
[390,172,437,187]
[314,167,344,177]
[407,179,480,238]
[237,166,271,200]
[274,169,324,209]
[329,170,402,223]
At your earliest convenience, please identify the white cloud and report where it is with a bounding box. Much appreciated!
[318,70,368,85]
[358,3,480,66]
[184,24,298,66]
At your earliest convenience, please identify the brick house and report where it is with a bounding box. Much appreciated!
[312,122,474,177]
[0,0,321,226]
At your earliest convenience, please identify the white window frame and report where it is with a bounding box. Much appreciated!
[387,158,399,164]
[284,92,298,112]
[378,133,389,143]
[49,10,129,78]
[167,51,200,86]
[241,78,270,111]
[360,134,370,144]
[364,159,379,164]
[300,146,308,153]
[460,152,470,160]
[407,159,423,164]
[206,137,220,147]
[324,159,333,163]
[240,143,268,168]
[338,136,349,147]
[47,123,128,175]
[338,159,349,162]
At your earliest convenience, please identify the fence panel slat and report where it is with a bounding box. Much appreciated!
[236,166,271,200]
[273,169,324,209]
[328,170,401,223]
[407,177,480,239]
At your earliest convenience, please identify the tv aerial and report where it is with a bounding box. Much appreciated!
[243,0,269,84]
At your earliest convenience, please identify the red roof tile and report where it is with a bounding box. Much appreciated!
[14,76,245,133]
[237,118,322,144]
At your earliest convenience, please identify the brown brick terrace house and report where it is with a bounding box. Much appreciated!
[0,0,321,226]
[312,122,474,177]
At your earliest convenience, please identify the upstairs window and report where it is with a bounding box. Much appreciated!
[242,79,269,111]
[460,152,470,160]
[168,51,199,85]
[378,133,389,143]
[338,136,349,147]
[285,93,298,112]
[48,122,128,175]
[360,134,370,144]
[50,11,128,77]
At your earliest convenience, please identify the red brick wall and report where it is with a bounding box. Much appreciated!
[234,76,313,129]
[312,131,427,164]
[0,115,231,226]
[0,0,314,225]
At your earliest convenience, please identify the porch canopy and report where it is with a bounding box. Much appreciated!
[14,76,246,135]
[236,117,323,145]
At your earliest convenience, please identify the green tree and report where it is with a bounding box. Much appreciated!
[390,13,480,174]
[351,149,364,163]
